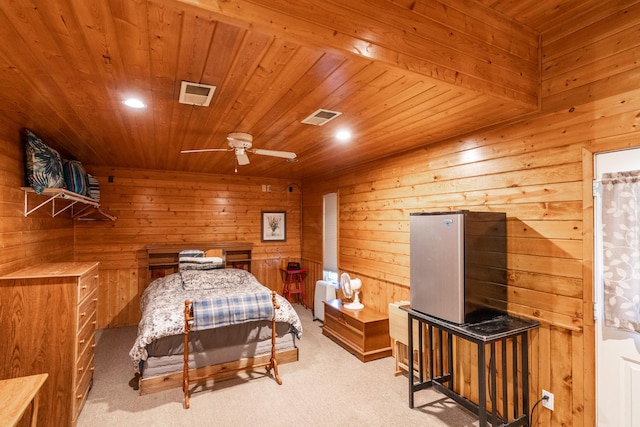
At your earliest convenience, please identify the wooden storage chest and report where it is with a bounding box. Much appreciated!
[322,299,392,362]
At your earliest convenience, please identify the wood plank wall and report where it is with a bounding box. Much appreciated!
[301,7,640,426]
[0,120,74,276]
[72,166,302,329]
[0,4,637,426]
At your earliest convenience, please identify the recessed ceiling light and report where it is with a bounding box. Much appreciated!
[336,130,352,141]
[123,98,146,108]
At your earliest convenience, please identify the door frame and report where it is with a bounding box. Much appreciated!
[590,147,640,426]
[582,144,640,425]
[580,148,597,423]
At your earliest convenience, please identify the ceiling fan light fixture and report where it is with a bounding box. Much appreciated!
[227,131,253,144]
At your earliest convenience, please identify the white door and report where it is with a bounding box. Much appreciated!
[594,149,640,427]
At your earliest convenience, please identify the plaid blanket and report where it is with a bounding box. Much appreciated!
[191,293,274,331]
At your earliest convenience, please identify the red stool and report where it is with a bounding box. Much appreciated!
[281,267,308,307]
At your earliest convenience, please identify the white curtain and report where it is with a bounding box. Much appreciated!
[601,170,640,333]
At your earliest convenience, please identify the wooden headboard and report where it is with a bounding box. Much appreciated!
[146,242,253,279]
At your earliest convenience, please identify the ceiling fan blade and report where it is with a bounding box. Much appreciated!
[236,151,250,165]
[180,148,230,153]
[251,148,297,160]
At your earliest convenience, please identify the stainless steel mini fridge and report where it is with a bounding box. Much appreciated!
[409,210,507,324]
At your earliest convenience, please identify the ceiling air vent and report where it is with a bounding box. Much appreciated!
[179,81,216,106]
[301,109,342,126]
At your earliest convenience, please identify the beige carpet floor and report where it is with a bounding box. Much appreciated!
[78,304,478,426]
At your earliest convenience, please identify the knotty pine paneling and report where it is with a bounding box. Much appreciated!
[301,10,640,423]
[0,120,74,276]
[0,3,636,425]
[0,0,542,182]
[73,167,302,328]
[190,0,539,106]
[541,1,640,112]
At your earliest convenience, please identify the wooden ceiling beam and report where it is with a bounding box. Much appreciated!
[172,0,539,108]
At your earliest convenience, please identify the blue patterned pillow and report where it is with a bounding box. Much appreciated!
[63,159,88,196]
[23,129,65,194]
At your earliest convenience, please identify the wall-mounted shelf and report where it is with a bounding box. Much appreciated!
[21,187,116,221]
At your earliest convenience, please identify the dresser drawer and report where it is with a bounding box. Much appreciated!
[325,307,365,347]
[78,270,99,303]
[74,353,94,420]
[77,312,96,360]
[78,288,98,327]
[76,334,95,394]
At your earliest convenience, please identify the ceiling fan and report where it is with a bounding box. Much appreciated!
[180,132,297,168]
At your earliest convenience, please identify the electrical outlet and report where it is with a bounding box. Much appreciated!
[542,390,554,411]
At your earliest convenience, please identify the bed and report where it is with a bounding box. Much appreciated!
[129,268,303,395]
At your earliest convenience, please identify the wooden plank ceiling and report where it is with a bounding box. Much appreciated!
[0,0,608,179]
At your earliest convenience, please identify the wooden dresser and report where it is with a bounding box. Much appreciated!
[0,262,99,427]
[322,299,392,362]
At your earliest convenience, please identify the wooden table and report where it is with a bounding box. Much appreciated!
[0,373,48,427]
[322,299,392,362]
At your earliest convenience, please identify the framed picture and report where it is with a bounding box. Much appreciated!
[261,211,286,242]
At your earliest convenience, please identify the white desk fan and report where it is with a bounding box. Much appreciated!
[340,273,363,310]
